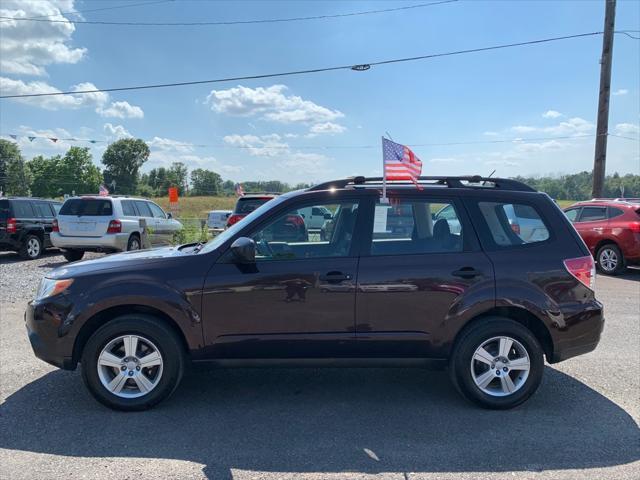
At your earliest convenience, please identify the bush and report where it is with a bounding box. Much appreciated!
[172,219,209,245]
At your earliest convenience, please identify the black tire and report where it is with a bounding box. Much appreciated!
[81,314,184,411]
[19,234,42,259]
[127,233,141,251]
[596,244,625,275]
[62,249,84,262]
[449,317,544,409]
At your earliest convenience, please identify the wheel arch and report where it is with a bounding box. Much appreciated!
[594,239,621,257]
[72,304,190,366]
[451,306,554,362]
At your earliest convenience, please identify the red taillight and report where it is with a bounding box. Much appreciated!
[564,256,596,291]
[629,221,640,233]
[286,215,305,227]
[6,217,17,234]
[510,222,521,235]
[52,219,59,232]
[106,219,121,234]
[226,214,243,227]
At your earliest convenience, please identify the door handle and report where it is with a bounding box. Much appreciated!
[319,271,352,283]
[452,267,481,279]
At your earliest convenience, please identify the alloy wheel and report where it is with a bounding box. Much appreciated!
[599,248,618,272]
[470,336,530,397]
[97,334,163,398]
[26,238,40,258]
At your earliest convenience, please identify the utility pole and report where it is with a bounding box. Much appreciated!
[592,0,616,198]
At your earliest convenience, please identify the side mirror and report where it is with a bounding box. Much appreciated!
[230,237,256,264]
[166,212,173,219]
[324,213,332,220]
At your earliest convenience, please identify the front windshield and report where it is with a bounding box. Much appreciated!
[197,193,295,254]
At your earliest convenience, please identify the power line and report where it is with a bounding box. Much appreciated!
[0,31,610,100]
[0,0,173,23]
[0,1,457,26]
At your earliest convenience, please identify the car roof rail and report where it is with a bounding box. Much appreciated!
[308,175,536,192]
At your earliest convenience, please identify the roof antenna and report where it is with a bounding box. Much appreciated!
[483,169,496,186]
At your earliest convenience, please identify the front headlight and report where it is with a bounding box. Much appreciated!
[36,278,74,300]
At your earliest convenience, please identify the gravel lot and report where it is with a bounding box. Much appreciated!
[1,250,639,480]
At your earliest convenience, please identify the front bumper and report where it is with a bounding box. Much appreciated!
[25,298,77,370]
[50,232,129,251]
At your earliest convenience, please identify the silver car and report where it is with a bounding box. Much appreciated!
[51,196,182,262]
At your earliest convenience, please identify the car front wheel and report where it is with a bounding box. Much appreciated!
[81,314,184,411]
[20,235,42,259]
[450,318,544,409]
[597,244,625,275]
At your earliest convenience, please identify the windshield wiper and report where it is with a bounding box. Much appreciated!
[192,241,207,253]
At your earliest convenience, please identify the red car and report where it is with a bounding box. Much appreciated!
[564,199,640,275]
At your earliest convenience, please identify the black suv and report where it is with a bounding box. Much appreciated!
[25,176,603,411]
[0,197,62,259]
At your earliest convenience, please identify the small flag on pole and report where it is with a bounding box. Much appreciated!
[9,134,17,140]
[98,184,109,196]
[382,137,423,198]
[49,138,58,143]
[235,183,245,197]
[28,136,36,142]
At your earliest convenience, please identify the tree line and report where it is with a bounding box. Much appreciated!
[0,138,638,200]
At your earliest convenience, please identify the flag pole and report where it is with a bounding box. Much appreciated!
[381,136,387,203]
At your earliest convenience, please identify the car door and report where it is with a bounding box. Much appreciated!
[33,201,56,247]
[200,196,364,358]
[574,206,608,255]
[355,195,494,357]
[133,200,158,245]
[147,201,173,245]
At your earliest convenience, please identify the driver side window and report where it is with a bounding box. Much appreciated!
[250,201,359,261]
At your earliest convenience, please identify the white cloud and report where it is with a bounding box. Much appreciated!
[429,157,462,163]
[484,159,521,167]
[223,133,289,157]
[612,89,628,96]
[542,110,563,119]
[103,123,132,139]
[1,77,143,118]
[0,1,86,76]
[511,125,538,133]
[615,123,639,135]
[148,137,194,153]
[309,122,347,135]
[510,117,594,136]
[206,84,344,124]
[97,100,144,119]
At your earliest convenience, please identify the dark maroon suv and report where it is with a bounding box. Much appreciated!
[25,176,604,411]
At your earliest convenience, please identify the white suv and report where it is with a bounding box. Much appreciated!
[51,196,182,262]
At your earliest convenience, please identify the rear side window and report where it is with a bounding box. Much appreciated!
[11,200,35,217]
[0,200,9,220]
[478,202,549,246]
[134,201,153,217]
[33,202,54,218]
[578,207,607,222]
[121,200,137,216]
[370,199,463,255]
[60,199,113,216]
[608,207,625,219]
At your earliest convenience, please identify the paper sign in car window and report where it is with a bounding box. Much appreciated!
[373,205,390,233]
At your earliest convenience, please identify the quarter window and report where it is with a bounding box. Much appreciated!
[579,207,607,222]
[250,201,358,261]
[478,202,549,246]
[370,199,463,255]
[121,200,137,216]
[608,207,625,219]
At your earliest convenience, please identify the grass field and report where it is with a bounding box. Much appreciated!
[153,196,578,220]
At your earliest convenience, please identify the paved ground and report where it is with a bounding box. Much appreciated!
[0,250,638,480]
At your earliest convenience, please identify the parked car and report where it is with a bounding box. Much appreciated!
[296,205,332,229]
[207,210,232,234]
[564,199,640,275]
[226,194,278,227]
[51,196,182,262]
[26,176,603,411]
[0,197,62,259]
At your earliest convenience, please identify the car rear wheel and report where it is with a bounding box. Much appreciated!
[20,235,42,259]
[81,314,184,411]
[450,318,544,409]
[596,244,625,275]
[127,234,141,251]
[62,249,84,262]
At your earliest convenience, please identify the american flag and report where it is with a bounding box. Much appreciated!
[98,184,109,196]
[382,138,423,186]
[234,183,245,197]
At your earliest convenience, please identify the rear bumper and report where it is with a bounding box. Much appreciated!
[51,232,128,251]
[25,299,76,370]
[550,300,605,363]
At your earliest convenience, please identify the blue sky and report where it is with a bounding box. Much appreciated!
[1,0,638,184]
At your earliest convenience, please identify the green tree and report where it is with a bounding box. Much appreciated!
[102,138,150,194]
[190,168,222,196]
[167,162,188,194]
[28,155,61,197]
[5,155,32,196]
[28,147,102,197]
[0,140,23,195]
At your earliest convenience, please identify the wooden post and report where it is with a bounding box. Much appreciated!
[139,218,151,249]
